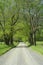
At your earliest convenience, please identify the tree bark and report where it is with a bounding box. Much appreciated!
[34,32,36,46]
[29,32,34,45]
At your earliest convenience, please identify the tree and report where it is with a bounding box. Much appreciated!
[10,9,19,45]
[23,0,43,46]
[0,0,20,45]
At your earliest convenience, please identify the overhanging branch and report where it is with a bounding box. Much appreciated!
[11,9,20,26]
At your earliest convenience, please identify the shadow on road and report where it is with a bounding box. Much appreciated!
[15,45,31,48]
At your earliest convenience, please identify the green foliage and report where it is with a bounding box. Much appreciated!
[0,0,43,45]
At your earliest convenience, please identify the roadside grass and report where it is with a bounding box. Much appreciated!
[31,41,43,55]
[26,41,43,55]
[0,42,11,56]
[0,42,19,56]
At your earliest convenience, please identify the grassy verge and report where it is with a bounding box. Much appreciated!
[0,42,19,56]
[0,42,12,56]
[26,41,43,55]
[31,41,43,55]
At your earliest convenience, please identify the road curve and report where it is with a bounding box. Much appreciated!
[0,42,43,65]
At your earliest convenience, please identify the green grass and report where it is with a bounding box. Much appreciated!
[31,41,43,55]
[0,42,19,56]
[0,42,11,56]
[26,41,43,55]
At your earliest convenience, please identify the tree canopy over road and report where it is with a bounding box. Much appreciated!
[0,0,43,46]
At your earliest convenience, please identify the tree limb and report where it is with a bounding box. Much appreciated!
[0,21,4,31]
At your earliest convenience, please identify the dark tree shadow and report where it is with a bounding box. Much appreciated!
[14,45,32,48]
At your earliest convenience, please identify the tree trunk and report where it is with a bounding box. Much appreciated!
[29,32,34,45]
[4,33,10,45]
[10,33,13,45]
[10,26,14,45]
[29,32,36,46]
[34,32,36,46]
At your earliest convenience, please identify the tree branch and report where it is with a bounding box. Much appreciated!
[11,9,20,26]
[0,21,4,31]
